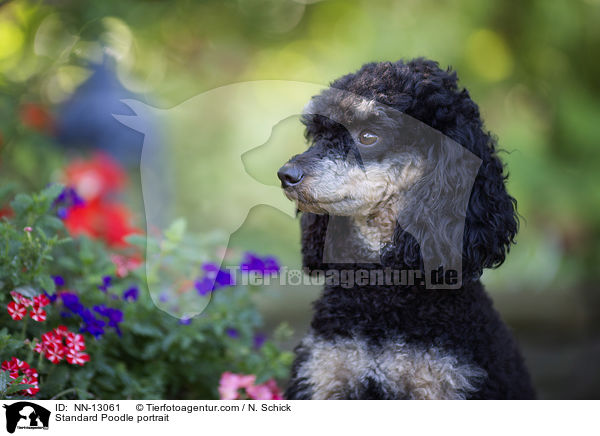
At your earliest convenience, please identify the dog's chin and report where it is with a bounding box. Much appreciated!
[294,194,366,216]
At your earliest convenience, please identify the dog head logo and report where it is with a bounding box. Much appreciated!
[114,79,486,314]
[3,402,50,433]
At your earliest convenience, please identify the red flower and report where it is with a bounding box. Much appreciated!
[29,305,47,322]
[10,291,33,307]
[33,340,45,354]
[1,358,40,396]
[63,198,142,248]
[19,103,54,134]
[63,153,125,201]
[65,349,90,366]
[0,205,13,219]
[44,343,65,364]
[65,332,85,351]
[53,325,68,337]
[33,294,50,308]
[7,301,27,321]
[41,332,62,348]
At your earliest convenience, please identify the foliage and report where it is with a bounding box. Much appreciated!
[0,185,292,399]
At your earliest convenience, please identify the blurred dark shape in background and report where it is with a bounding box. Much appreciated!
[56,56,145,167]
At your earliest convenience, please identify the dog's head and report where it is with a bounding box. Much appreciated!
[278,58,518,284]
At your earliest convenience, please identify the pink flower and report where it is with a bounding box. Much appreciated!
[247,379,283,400]
[218,372,283,400]
[7,301,27,320]
[29,305,47,322]
[218,372,256,400]
[65,348,90,366]
[111,254,142,278]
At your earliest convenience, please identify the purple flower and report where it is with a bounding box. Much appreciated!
[60,292,84,313]
[240,253,280,275]
[195,262,234,296]
[253,332,267,349]
[54,187,85,219]
[203,263,234,287]
[98,275,112,292]
[93,304,124,336]
[159,292,169,303]
[122,286,139,302]
[226,328,240,339]
[52,275,65,287]
[44,291,58,303]
[179,317,192,325]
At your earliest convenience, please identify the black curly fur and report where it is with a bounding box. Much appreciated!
[284,58,535,399]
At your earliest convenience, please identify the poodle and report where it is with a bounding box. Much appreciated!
[277,58,535,399]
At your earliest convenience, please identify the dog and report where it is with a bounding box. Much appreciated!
[277,58,535,399]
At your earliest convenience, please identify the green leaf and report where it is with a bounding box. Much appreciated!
[40,183,64,204]
[6,382,35,394]
[10,193,33,215]
[165,218,186,243]
[36,275,55,293]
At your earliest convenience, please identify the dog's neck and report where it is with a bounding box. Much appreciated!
[321,196,402,264]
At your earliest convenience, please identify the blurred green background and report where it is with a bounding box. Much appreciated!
[1,0,600,398]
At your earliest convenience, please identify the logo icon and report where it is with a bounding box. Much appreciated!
[3,402,50,433]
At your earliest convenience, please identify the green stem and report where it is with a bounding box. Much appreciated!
[20,317,29,341]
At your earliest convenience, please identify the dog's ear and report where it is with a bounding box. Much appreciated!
[300,212,329,272]
[461,131,519,280]
[383,113,518,285]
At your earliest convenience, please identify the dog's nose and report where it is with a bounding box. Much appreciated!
[277,164,304,188]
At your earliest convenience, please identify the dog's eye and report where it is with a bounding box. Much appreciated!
[358,130,378,145]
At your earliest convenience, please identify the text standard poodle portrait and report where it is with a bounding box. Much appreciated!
[278,58,535,399]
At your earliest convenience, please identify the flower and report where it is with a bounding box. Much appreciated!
[178,317,192,325]
[10,291,33,307]
[45,343,65,364]
[253,332,267,349]
[218,372,257,400]
[23,226,33,233]
[225,328,240,339]
[33,294,50,307]
[98,275,112,292]
[53,325,69,337]
[63,198,142,248]
[52,275,65,287]
[20,103,54,134]
[122,286,139,302]
[217,372,283,400]
[195,263,234,296]
[65,332,85,351]
[60,292,84,313]
[37,328,89,366]
[246,379,283,400]
[240,253,280,275]
[65,348,90,366]
[111,254,142,278]
[93,305,123,336]
[29,305,47,322]
[1,357,40,396]
[7,301,27,321]
[62,153,125,201]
